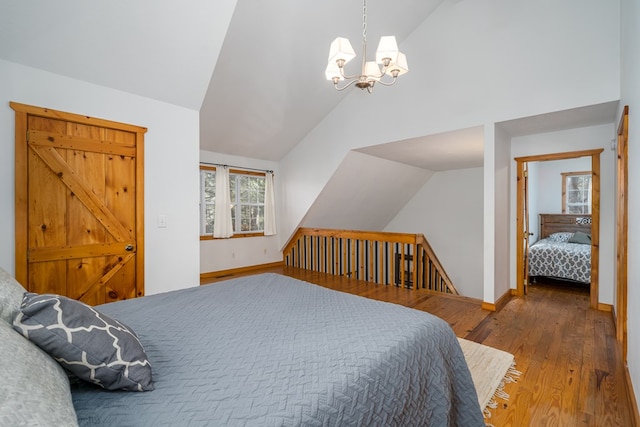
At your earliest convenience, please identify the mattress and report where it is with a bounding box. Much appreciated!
[71,273,484,426]
[528,237,591,283]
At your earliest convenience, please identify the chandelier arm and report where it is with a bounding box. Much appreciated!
[374,77,398,87]
[378,64,389,79]
[333,79,360,91]
[337,64,364,81]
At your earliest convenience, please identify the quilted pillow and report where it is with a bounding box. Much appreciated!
[546,232,573,243]
[13,293,153,392]
[0,267,27,324]
[0,319,78,426]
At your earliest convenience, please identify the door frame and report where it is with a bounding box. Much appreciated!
[522,162,531,295]
[11,102,146,296]
[515,148,603,309]
[616,105,629,360]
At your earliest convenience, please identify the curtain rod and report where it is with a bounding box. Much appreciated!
[200,162,273,174]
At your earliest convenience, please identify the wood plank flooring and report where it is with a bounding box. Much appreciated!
[202,267,635,426]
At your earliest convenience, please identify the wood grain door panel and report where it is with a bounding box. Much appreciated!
[12,102,146,305]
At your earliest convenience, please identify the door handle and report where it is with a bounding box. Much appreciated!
[125,244,134,252]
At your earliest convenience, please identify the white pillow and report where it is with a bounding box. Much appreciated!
[0,320,78,426]
[0,267,27,324]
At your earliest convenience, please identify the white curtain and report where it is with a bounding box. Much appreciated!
[264,171,277,236]
[213,166,233,238]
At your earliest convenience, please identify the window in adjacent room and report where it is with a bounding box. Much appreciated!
[199,166,266,238]
[561,171,592,214]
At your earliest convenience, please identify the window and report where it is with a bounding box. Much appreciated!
[562,172,592,214]
[200,166,266,237]
[230,174,265,233]
[200,166,216,235]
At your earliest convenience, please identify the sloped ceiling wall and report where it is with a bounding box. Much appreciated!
[0,0,238,109]
[199,0,446,160]
[300,151,435,230]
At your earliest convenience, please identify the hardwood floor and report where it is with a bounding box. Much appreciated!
[202,267,635,426]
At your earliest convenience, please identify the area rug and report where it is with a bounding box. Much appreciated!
[457,338,520,418]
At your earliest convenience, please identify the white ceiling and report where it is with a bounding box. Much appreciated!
[0,1,619,171]
[0,0,237,110]
[199,0,446,161]
[497,101,619,137]
[0,0,448,163]
[357,126,485,171]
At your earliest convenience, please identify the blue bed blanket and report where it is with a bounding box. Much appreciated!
[71,273,483,426]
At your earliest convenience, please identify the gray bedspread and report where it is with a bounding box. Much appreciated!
[528,237,591,283]
[71,273,483,426]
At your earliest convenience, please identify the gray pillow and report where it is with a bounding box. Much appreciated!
[13,293,154,392]
[0,267,27,324]
[568,231,591,245]
[0,319,78,426]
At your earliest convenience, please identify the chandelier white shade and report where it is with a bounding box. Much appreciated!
[325,0,408,93]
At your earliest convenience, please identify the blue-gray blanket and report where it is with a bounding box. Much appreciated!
[72,273,483,426]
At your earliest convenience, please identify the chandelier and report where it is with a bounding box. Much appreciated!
[325,0,409,93]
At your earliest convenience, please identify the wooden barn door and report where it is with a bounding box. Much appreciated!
[12,102,146,305]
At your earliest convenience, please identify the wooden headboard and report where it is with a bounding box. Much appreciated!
[539,214,592,239]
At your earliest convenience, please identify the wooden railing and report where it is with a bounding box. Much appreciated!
[283,228,459,295]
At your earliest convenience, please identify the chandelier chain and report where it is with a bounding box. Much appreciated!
[362,0,367,43]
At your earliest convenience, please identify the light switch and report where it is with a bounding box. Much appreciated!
[158,214,168,228]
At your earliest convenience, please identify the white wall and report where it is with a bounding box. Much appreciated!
[620,0,640,412]
[509,124,617,304]
[483,125,497,303]
[493,125,511,302]
[385,167,484,299]
[481,123,511,304]
[0,59,200,295]
[199,150,282,273]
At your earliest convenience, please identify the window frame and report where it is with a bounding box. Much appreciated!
[199,165,267,240]
[561,171,592,214]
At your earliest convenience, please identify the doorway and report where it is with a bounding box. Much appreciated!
[515,149,603,309]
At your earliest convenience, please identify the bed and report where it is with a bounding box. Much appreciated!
[1,270,484,426]
[528,214,592,284]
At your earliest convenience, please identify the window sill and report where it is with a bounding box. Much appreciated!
[200,233,265,241]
